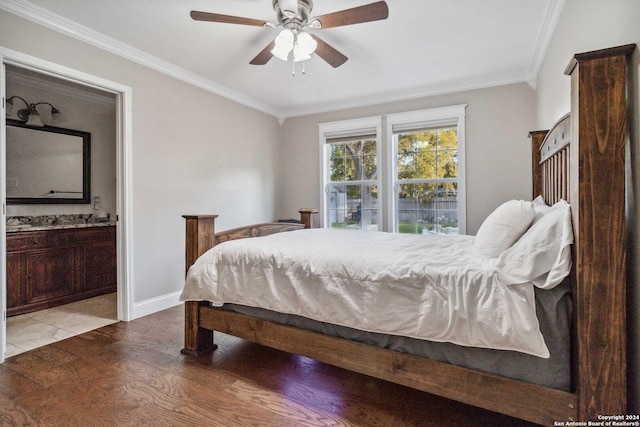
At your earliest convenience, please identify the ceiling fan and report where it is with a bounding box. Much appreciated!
[190,0,389,68]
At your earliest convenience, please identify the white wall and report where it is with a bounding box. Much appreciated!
[534,0,640,412]
[0,10,283,304]
[277,83,537,235]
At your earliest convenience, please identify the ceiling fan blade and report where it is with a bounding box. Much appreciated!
[249,41,276,65]
[313,1,389,29]
[190,10,268,27]
[311,35,348,68]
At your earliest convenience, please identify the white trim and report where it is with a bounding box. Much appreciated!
[318,116,383,230]
[527,0,566,87]
[0,46,134,324]
[115,87,134,321]
[132,291,183,319]
[386,105,468,131]
[386,105,467,235]
[284,71,528,119]
[0,55,7,363]
[0,0,281,119]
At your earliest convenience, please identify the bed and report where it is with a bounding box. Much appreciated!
[179,44,635,425]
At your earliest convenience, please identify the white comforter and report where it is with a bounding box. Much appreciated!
[181,229,552,358]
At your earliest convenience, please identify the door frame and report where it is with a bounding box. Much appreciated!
[0,46,134,362]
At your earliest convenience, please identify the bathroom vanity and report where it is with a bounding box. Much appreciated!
[6,217,116,317]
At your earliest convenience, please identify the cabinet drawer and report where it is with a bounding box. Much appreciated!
[6,233,46,251]
[46,227,115,247]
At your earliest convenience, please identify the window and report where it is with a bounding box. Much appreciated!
[387,106,466,235]
[320,117,382,231]
[319,106,465,234]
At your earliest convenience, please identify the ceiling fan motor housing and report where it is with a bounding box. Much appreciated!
[273,0,313,31]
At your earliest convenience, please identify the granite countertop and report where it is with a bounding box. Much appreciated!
[7,222,116,233]
[6,214,116,233]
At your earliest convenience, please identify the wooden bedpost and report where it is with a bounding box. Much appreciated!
[181,215,218,356]
[528,130,548,199]
[564,44,635,421]
[299,208,318,229]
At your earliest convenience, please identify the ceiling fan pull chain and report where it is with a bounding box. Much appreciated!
[292,58,296,77]
[302,60,306,75]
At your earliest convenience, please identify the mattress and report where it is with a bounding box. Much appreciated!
[182,228,570,358]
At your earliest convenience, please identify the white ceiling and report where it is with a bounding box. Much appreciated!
[2,0,564,119]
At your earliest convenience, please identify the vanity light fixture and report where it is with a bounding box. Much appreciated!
[6,96,66,127]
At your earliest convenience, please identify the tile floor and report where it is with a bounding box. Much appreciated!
[5,292,118,358]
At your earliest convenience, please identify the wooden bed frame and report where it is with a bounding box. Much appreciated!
[181,45,635,425]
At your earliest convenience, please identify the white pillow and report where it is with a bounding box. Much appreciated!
[532,195,552,220]
[474,200,536,258]
[495,200,573,289]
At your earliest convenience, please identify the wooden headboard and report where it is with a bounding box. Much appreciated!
[531,44,634,419]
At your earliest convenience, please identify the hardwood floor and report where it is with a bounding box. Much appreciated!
[0,305,539,426]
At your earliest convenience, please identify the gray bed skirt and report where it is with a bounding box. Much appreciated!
[219,280,572,391]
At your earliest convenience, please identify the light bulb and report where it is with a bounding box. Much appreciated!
[293,31,317,62]
[271,29,294,61]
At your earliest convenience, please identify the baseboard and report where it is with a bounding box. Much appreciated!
[132,291,183,319]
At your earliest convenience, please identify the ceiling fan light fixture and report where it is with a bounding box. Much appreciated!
[293,31,317,62]
[271,28,294,61]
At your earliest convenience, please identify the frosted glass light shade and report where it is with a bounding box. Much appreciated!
[271,29,294,61]
[293,31,317,62]
[25,109,44,127]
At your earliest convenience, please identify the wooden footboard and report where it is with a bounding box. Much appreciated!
[180,45,634,425]
[180,210,316,357]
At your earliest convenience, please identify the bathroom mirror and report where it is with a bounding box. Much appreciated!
[6,119,91,204]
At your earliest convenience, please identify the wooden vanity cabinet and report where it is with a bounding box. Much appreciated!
[6,225,116,316]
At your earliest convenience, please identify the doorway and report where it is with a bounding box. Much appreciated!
[5,65,117,356]
[0,49,133,363]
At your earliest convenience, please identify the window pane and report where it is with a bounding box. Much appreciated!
[331,140,380,183]
[363,154,377,180]
[432,183,459,234]
[436,129,458,179]
[398,183,434,234]
[397,211,418,234]
[397,152,416,180]
[416,150,437,179]
[438,148,458,179]
[330,142,344,157]
[415,131,437,155]
[328,184,345,228]
[327,182,378,231]
[399,182,461,235]
[363,140,376,155]
[329,142,346,182]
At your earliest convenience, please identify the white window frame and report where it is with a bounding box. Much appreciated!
[319,116,383,230]
[385,105,467,234]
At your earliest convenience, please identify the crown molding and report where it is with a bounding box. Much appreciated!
[527,0,566,87]
[281,70,533,119]
[0,0,284,118]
